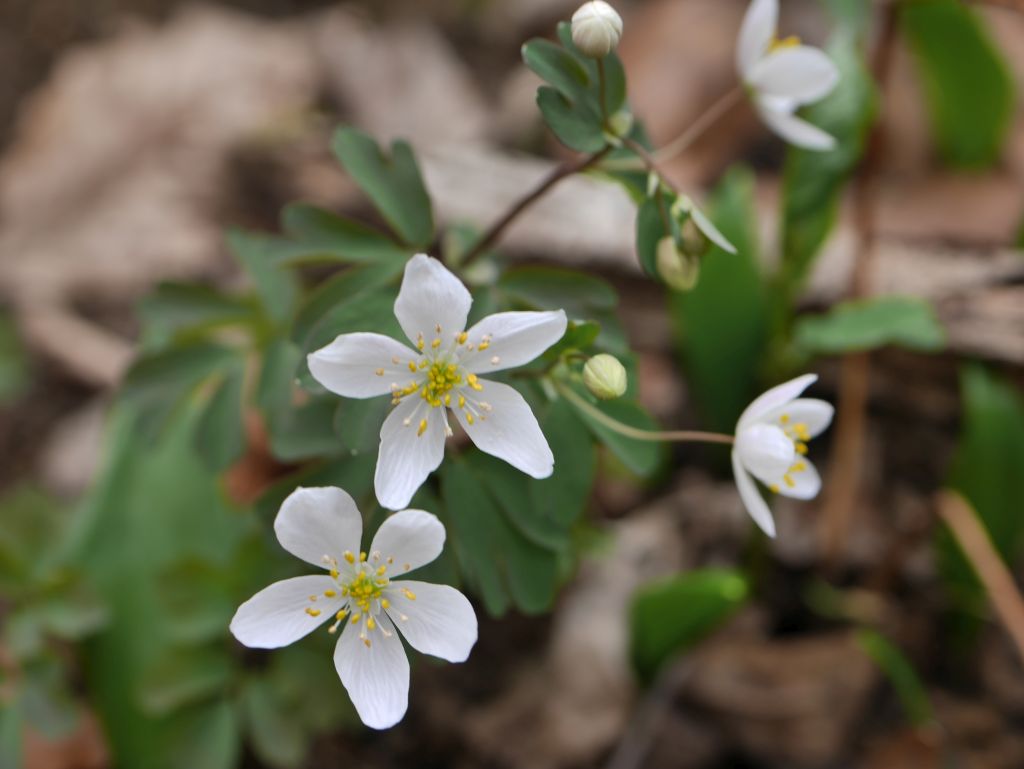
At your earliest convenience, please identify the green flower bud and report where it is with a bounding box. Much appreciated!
[608,109,634,138]
[656,236,700,291]
[571,1,623,58]
[583,354,628,400]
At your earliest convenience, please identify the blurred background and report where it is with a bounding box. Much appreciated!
[1,0,1024,767]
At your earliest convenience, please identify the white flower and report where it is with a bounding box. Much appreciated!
[732,374,834,537]
[308,254,567,510]
[571,1,624,58]
[230,487,477,730]
[736,0,840,151]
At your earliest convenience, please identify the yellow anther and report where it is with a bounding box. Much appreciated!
[375,368,385,376]
[360,551,367,562]
[779,414,790,424]
[367,616,377,630]
[791,462,807,473]
[308,595,317,601]
[478,341,490,351]
[376,565,387,576]
[784,474,795,488]
[770,34,801,52]
[336,609,348,620]
[417,418,428,436]
[769,484,780,494]
[408,361,418,372]
[363,638,371,648]
[351,613,361,624]
[458,395,466,409]
[381,599,390,609]
[431,338,441,349]
[330,568,339,579]
[795,442,808,455]
[457,331,468,344]
[466,413,475,425]
[305,607,321,617]
[343,551,355,564]
[403,563,410,571]
[387,556,394,564]
[402,588,417,601]
[324,589,336,597]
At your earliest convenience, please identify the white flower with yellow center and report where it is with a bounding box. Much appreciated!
[308,254,567,510]
[737,0,840,151]
[732,374,834,537]
[230,486,477,730]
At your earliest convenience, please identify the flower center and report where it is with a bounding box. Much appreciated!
[770,34,801,53]
[421,360,463,408]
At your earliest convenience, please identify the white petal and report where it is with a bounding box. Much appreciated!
[374,398,447,510]
[732,451,776,538]
[386,581,477,663]
[758,398,835,439]
[691,205,737,255]
[334,613,409,730]
[453,379,554,479]
[736,423,796,484]
[776,458,822,500]
[274,487,363,569]
[737,0,777,77]
[230,576,343,649]
[737,373,818,432]
[748,46,839,104]
[757,102,837,151]
[394,254,472,349]
[460,311,567,374]
[370,509,445,575]
[308,333,419,399]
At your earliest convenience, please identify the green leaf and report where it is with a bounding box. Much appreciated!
[0,309,28,406]
[901,0,1014,168]
[226,230,301,325]
[779,32,877,295]
[522,38,592,104]
[856,629,933,728]
[630,569,748,683]
[441,457,561,616]
[280,203,412,265]
[194,362,247,471]
[20,659,79,739]
[139,283,258,348]
[794,296,945,354]
[121,342,239,441]
[536,86,607,153]
[241,677,308,769]
[334,397,391,455]
[139,646,234,716]
[0,700,22,769]
[635,193,667,279]
[38,586,108,640]
[330,127,434,248]
[569,389,662,478]
[268,397,345,462]
[670,166,768,433]
[555,21,627,115]
[162,698,241,769]
[938,366,1024,633]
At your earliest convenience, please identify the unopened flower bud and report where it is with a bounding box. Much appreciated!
[656,236,700,291]
[571,1,623,58]
[608,109,634,138]
[679,215,710,258]
[583,354,628,400]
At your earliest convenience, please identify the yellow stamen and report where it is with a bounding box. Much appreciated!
[305,607,321,617]
[343,551,355,564]
[417,418,428,436]
[770,34,801,52]
[402,588,417,601]
[456,331,468,344]
[324,589,336,597]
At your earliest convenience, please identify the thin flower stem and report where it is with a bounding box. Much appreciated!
[556,381,734,445]
[460,146,613,267]
[601,87,743,172]
[619,135,680,194]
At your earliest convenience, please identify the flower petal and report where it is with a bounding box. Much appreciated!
[334,612,409,730]
[274,487,363,569]
[375,398,447,510]
[737,0,777,77]
[776,458,822,500]
[691,205,737,255]
[394,254,472,349]
[732,450,776,538]
[230,575,344,649]
[748,46,839,104]
[757,102,837,151]
[453,379,554,479]
[758,398,835,439]
[308,332,419,399]
[370,509,445,575]
[737,373,818,432]
[386,581,477,663]
[460,311,567,374]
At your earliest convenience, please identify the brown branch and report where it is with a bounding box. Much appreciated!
[460,146,613,266]
[820,5,900,568]
[937,491,1024,664]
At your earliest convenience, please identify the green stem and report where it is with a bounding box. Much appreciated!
[597,57,609,125]
[555,380,734,445]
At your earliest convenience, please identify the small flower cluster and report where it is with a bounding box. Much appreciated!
[230,0,838,731]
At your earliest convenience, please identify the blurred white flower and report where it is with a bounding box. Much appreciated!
[736,0,840,151]
[732,374,834,537]
[230,487,477,730]
[308,254,567,510]
[571,1,624,58]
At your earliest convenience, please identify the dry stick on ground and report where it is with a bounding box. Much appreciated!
[936,490,1024,664]
[820,6,900,568]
